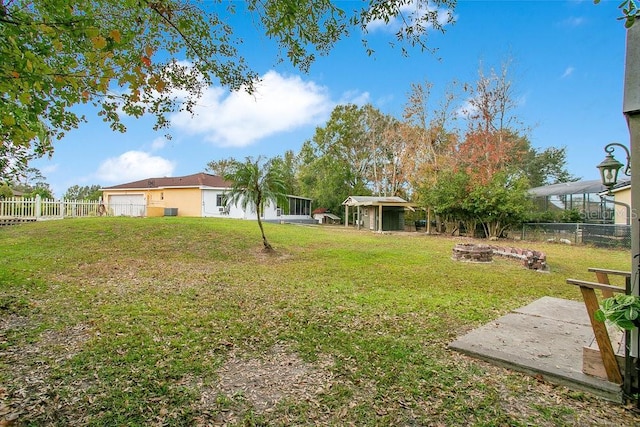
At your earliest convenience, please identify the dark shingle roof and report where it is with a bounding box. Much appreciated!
[102,173,230,190]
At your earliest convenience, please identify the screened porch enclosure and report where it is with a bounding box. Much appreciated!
[529,180,616,223]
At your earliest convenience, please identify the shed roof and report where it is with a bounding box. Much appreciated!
[316,212,341,220]
[528,180,607,197]
[102,173,230,190]
[342,196,415,209]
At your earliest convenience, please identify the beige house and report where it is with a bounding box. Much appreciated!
[608,181,631,225]
[101,172,314,222]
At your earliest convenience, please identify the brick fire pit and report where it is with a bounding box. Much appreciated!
[451,243,493,263]
[451,243,548,271]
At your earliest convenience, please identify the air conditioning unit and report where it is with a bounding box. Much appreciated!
[164,208,178,216]
[218,207,224,212]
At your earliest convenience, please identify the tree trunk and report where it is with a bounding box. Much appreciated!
[256,206,273,251]
[464,220,477,238]
[485,220,502,240]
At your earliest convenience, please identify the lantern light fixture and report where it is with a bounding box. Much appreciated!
[597,143,631,194]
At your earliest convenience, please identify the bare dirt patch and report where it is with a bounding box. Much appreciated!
[252,247,294,264]
[199,343,334,423]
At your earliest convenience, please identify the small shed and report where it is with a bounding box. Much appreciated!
[312,208,341,224]
[342,196,415,232]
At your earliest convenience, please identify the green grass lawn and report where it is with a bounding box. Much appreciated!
[0,217,637,426]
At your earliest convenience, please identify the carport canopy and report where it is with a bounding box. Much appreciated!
[342,196,415,230]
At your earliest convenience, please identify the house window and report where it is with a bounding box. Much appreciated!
[160,192,164,200]
[216,194,226,206]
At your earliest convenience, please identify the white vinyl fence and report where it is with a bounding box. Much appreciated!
[0,195,146,222]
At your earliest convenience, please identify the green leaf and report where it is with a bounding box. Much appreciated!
[617,319,636,330]
[594,309,606,323]
[85,27,100,38]
[620,294,636,306]
[626,17,635,28]
[626,306,638,320]
[2,115,16,126]
[19,92,31,105]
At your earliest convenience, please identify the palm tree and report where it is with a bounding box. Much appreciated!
[223,156,288,251]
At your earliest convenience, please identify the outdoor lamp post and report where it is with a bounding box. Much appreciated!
[597,142,631,193]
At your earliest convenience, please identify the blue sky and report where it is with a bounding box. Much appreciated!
[32,1,630,198]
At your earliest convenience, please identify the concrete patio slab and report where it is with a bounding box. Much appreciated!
[449,296,623,402]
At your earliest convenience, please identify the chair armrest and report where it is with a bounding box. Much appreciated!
[587,267,631,278]
[566,278,626,293]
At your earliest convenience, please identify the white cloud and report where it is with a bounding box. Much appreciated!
[96,151,175,183]
[560,16,585,28]
[39,164,59,175]
[561,67,575,78]
[339,90,371,106]
[150,137,168,151]
[170,71,334,147]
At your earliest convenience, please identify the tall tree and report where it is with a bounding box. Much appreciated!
[297,140,357,217]
[468,172,533,239]
[401,80,458,201]
[8,167,53,198]
[1,0,455,180]
[223,156,288,252]
[296,104,404,214]
[425,169,473,234]
[270,150,300,196]
[406,61,559,238]
[377,118,408,197]
[522,146,578,187]
[206,158,239,177]
[360,105,406,197]
[456,61,529,185]
[297,104,368,215]
[426,168,532,239]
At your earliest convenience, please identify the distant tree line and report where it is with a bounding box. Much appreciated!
[209,61,577,239]
[63,185,103,201]
[0,167,54,199]
[0,167,102,201]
